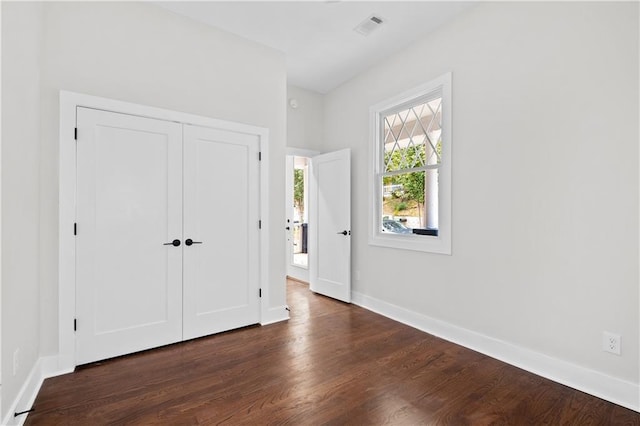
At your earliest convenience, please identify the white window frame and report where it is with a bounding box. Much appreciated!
[368,72,452,254]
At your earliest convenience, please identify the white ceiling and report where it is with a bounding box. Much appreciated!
[157,1,475,94]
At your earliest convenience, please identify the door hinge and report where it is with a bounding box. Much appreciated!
[74,128,77,140]
[258,220,262,229]
[258,152,262,161]
[74,318,77,331]
[74,223,77,236]
[259,288,262,298]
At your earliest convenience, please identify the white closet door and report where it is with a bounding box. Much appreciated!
[182,125,261,340]
[75,107,183,365]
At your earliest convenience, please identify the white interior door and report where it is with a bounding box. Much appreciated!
[309,149,351,302]
[75,107,183,365]
[182,125,261,340]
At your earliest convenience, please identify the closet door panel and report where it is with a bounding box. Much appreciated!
[75,107,183,365]
[182,125,260,340]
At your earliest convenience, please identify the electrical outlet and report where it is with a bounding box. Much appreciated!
[603,332,621,355]
[13,348,20,376]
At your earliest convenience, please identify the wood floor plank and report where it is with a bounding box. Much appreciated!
[25,280,640,425]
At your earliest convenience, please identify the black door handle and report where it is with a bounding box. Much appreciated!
[337,230,349,235]
[163,239,181,247]
[185,239,202,246]
[285,227,290,230]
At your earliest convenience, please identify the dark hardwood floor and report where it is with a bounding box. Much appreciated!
[26,279,639,425]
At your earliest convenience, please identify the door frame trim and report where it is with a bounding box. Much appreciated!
[58,91,271,371]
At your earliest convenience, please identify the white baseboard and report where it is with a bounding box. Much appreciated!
[1,355,66,426]
[261,305,290,326]
[351,291,640,412]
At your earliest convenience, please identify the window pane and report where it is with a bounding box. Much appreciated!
[381,168,438,234]
[422,98,442,166]
[383,97,442,172]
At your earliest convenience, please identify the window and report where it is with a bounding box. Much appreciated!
[369,73,451,254]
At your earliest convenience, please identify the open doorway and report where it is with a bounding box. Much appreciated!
[285,148,318,283]
[291,156,309,268]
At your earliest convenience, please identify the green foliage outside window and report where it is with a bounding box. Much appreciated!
[293,168,305,218]
[383,146,426,225]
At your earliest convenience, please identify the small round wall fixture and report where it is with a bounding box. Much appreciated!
[289,98,299,109]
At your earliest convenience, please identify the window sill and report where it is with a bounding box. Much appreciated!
[369,232,451,255]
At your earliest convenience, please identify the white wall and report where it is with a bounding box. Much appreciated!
[1,2,287,416]
[324,1,639,399]
[1,1,44,420]
[287,85,324,152]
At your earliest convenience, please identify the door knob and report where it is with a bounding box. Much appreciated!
[163,239,181,247]
[286,227,290,230]
[185,239,202,246]
[337,230,349,235]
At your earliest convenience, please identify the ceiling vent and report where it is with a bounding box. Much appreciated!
[354,14,385,36]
